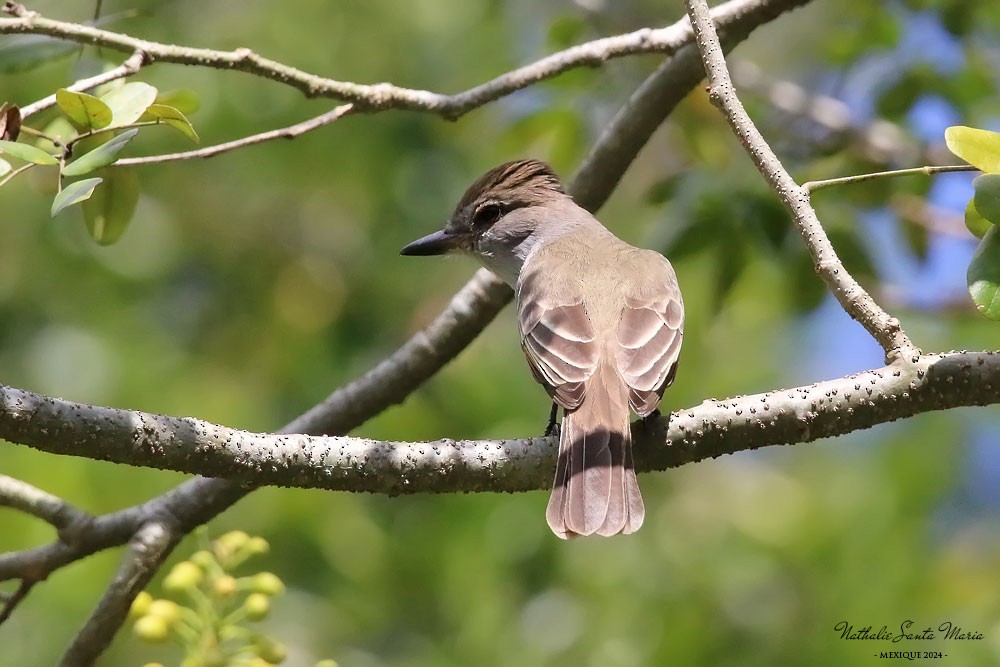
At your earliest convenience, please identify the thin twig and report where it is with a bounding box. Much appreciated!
[2,0,797,119]
[0,161,34,188]
[803,164,978,193]
[115,104,354,166]
[0,579,34,624]
[683,0,917,362]
[19,49,147,119]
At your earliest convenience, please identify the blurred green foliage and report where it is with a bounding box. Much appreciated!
[2,0,1000,665]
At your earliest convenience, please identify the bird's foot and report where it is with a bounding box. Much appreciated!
[544,403,561,438]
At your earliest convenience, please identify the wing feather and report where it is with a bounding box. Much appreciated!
[517,265,598,411]
[615,254,684,417]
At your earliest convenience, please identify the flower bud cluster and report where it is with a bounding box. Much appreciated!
[129,529,297,666]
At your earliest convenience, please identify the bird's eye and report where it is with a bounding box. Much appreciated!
[472,203,502,227]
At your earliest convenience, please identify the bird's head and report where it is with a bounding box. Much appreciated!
[400,159,571,283]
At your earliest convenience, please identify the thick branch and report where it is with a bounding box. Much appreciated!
[683,0,917,361]
[2,352,997,493]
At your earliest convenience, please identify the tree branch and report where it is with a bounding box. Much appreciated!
[59,522,177,667]
[0,580,33,624]
[802,164,977,193]
[683,0,918,362]
[115,104,355,166]
[1,352,997,493]
[3,0,803,119]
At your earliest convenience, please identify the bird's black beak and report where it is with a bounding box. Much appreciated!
[400,228,460,256]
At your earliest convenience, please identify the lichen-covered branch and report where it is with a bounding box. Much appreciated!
[3,351,998,493]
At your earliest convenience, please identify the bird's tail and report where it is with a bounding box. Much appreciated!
[545,359,644,538]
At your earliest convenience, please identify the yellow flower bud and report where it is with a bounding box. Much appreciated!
[244,593,271,621]
[246,536,270,556]
[213,574,238,597]
[129,591,153,619]
[190,550,215,569]
[215,530,249,555]
[251,572,285,596]
[315,661,340,667]
[146,599,181,626]
[133,615,170,643]
[254,638,287,664]
[163,561,203,593]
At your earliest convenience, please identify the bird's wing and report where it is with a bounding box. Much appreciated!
[614,251,684,416]
[516,261,598,410]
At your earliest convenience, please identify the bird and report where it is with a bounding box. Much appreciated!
[401,159,683,538]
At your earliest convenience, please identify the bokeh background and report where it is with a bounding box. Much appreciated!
[3,0,1000,664]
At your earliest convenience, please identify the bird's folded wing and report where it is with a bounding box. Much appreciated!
[615,254,684,416]
[517,271,597,410]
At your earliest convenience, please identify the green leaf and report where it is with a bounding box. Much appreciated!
[155,89,201,115]
[945,125,1000,173]
[0,158,11,178]
[973,173,1000,224]
[0,35,78,73]
[62,128,138,176]
[967,226,1000,320]
[0,139,59,165]
[101,82,158,127]
[51,177,103,217]
[965,199,993,239]
[82,168,139,245]
[139,104,200,143]
[55,89,113,130]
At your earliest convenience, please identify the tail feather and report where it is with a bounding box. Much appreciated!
[546,360,644,538]
[622,441,644,534]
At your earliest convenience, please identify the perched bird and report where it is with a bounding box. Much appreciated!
[401,159,683,538]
